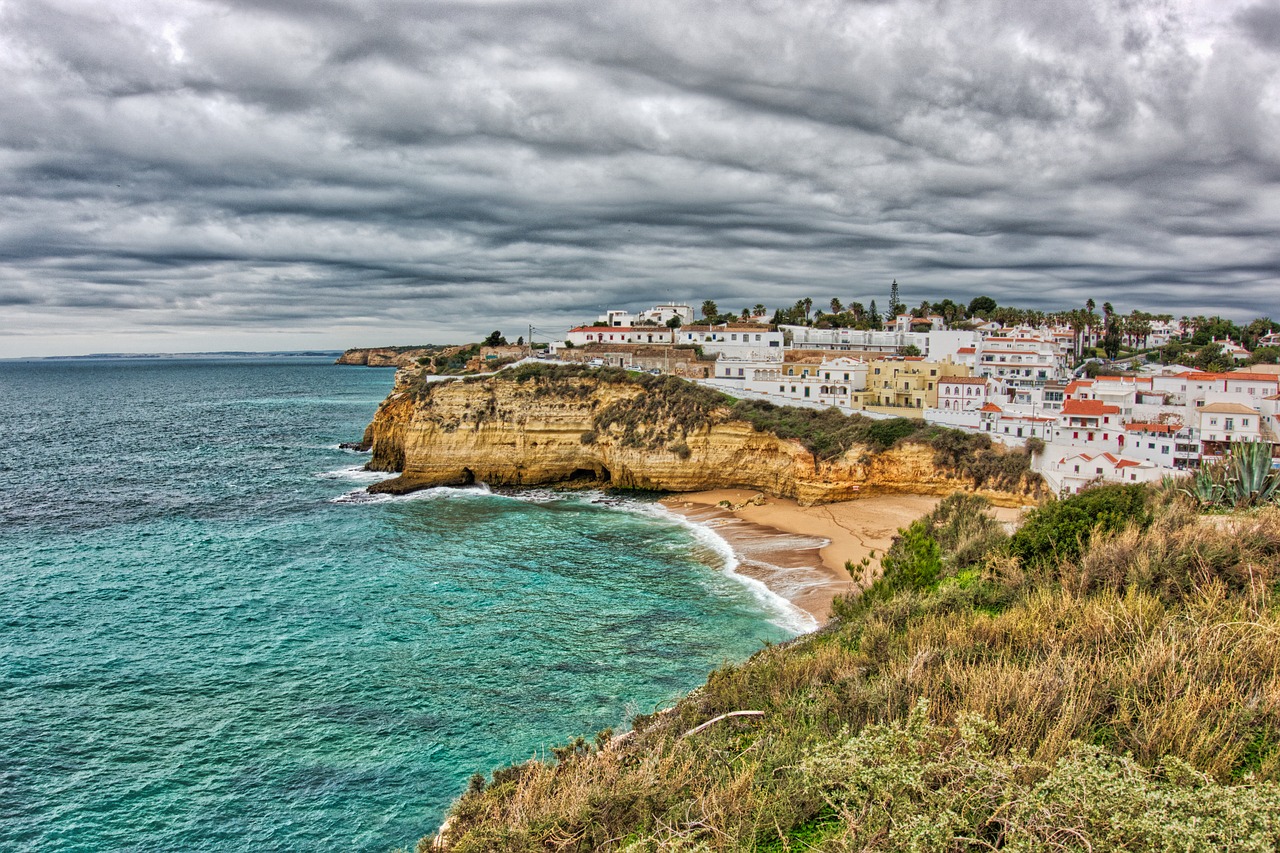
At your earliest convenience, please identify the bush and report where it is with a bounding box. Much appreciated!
[1010,484,1150,570]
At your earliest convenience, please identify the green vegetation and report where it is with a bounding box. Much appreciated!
[429,486,1280,851]
[1182,442,1280,510]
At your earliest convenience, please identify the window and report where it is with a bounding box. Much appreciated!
[738,368,744,377]
[779,385,785,392]
[1161,446,1169,454]
[1096,467,1104,474]
[1225,418,1234,430]
[1074,464,1080,473]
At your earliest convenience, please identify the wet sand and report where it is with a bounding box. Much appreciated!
[661,489,1024,626]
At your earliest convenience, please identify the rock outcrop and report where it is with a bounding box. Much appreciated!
[362,369,1042,507]
[336,347,433,368]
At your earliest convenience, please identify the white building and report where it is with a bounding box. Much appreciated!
[1039,450,1168,495]
[713,350,784,383]
[678,323,784,355]
[974,336,1065,386]
[565,325,676,346]
[1051,399,1124,452]
[1197,402,1265,459]
[1121,422,1198,470]
[744,357,868,410]
[937,376,991,412]
[595,303,695,328]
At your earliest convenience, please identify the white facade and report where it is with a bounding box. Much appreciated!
[1197,402,1263,447]
[595,304,695,328]
[974,336,1064,386]
[1038,449,1169,495]
[937,376,990,411]
[714,350,785,382]
[678,324,784,355]
[565,326,675,346]
[744,357,868,410]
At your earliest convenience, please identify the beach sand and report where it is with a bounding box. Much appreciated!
[661,489,1025,626]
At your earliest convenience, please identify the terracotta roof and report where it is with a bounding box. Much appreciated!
[943,376,989,385]
[1124,422,1179,433]
[1061,399,1120,416]
[1199,402,1260,415]
[979,403,1004,412]
[570,326,655,333]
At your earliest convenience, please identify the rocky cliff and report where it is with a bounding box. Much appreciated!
[361,367,1042,507]
[336,347,438,368]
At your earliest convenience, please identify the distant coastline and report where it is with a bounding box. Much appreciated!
[29,350,344,360]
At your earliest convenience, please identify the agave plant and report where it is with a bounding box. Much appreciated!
[1184,441,1280,509]
[1181,465,1226,507]
[1223,441,1280,508]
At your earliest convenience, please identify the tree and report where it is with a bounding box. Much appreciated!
[801,297,813,322]
[889,279,904,317]
[516,335,524,346]
[868,299,882,330]
[901,344,922,356]
[830,297,843,315]
[701,300,718,320]
[482,330,507,347]
[968,296,996,318]
[752,303,766,316]
[666,316,682,328]
[741,308,750,320]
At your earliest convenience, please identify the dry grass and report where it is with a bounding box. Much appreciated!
[429,495,1280,852]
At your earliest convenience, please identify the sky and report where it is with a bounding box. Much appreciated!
[1,0,1278,356]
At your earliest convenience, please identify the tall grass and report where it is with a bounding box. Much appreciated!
[428,489,1280,852]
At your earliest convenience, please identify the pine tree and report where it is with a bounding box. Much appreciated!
[889,279,903,317]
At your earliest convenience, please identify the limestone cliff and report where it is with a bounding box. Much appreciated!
[336,347,439,368]
[362,368,1042,507]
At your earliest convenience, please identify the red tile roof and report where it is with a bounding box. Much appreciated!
[1061,399,1120,416]
[1124,422,1179,433]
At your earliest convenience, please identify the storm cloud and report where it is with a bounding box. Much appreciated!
[1,0,1277,355]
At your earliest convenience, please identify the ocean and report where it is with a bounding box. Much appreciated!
[0,358,798,852]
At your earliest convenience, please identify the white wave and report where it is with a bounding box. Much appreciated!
[630,502,818,636]
[315,464,397,483]
[328,483,495,505]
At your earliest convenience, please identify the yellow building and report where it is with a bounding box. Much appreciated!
[854,357,970,410]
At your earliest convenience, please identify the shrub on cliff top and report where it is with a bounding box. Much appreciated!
[1009,483,1150,571]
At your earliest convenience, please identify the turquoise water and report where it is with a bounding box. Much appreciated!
[0,358,795,852]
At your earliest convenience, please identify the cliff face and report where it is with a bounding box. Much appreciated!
[336,347,436,368]
[364,371,1040,507]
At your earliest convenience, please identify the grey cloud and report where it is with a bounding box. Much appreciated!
[1237,0,1280,48]
[1,0,1278,356]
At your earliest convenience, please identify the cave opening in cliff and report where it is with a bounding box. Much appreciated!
[460,467,475,485]
[568,466,610,484]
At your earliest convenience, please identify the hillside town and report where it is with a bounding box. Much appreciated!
[534,297,1280,496]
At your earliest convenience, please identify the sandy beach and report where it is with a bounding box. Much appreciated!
[661,489,1025,626]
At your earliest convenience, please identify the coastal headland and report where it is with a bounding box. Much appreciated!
[359,364,1044,507]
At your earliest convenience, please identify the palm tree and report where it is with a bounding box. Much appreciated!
[830,297,843,315]
[701,300,718,321]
